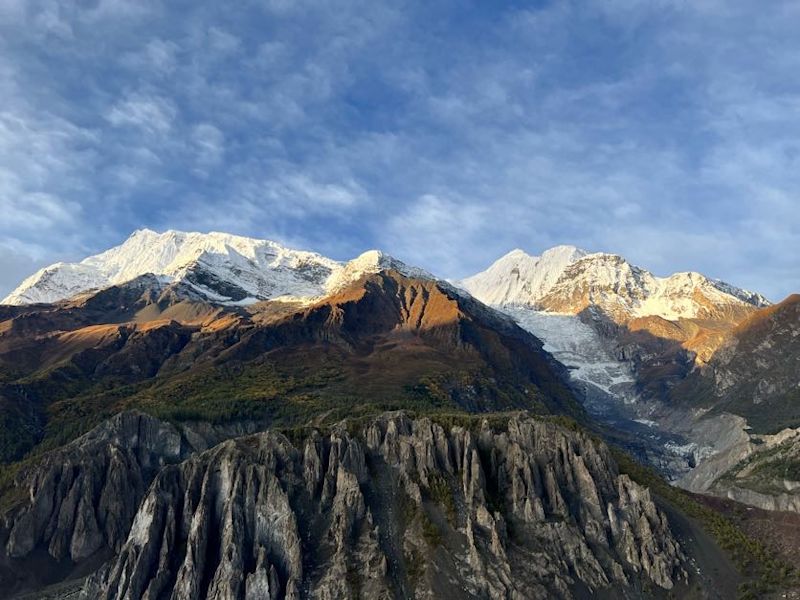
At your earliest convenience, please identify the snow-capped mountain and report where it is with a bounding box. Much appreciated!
[458,245,588,306]
[459,245,772,466]
[461,246,769,321]
[2,229,431,306]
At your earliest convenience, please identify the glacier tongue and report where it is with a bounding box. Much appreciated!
[460,245,775,482]
[502,306,637,401]
[501,303,710,481]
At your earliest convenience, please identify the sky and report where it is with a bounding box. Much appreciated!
[1,0,799,301]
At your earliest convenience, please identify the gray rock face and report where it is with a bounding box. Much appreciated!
[3,411,185,562]
[76,412,685,599]
[1,411,271,572]
[723,486,800,512]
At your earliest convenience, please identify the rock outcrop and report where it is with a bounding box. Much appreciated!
[71,412,686,599]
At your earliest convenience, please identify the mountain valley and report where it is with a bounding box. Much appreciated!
[460,246,800,517]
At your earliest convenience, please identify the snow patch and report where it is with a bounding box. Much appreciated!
[459,245,588,306]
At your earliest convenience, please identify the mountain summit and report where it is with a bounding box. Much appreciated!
[0,232,794,598]
[459,245,589,306]
[2,229,428,306]
[460,245,776,486]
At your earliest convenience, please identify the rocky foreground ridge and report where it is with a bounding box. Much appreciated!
[1,411,687,599]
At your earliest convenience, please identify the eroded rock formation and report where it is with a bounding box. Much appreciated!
[34,412,689,599]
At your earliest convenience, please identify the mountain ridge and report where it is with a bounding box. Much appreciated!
[4,233,770,320]
[0,266,583,463]
[460,246,770,320]
[1,229,432,307]
[458,245,784,495]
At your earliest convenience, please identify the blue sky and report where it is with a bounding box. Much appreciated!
[1,0,799,300]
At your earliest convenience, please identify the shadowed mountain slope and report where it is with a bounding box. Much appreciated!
[674,294,800,433]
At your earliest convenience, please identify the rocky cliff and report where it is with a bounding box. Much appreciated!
[1,411,690,599]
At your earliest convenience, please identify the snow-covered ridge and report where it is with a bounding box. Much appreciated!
[1,229,430,306]
[460,246,769,321]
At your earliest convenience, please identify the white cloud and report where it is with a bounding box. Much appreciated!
[106,92,177,135]
[255,173,368,216]
[32,2,74,39]
[122,38,180,74]
[1,0,799,301]
[207,27,240,54]
[0,192,80,230]
[191,123,225,170]
[0,109,94,236]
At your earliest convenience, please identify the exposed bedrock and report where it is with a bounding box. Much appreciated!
[66,412,687,599]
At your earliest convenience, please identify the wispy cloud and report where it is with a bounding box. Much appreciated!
[190,123,225,171]
[0,0,798,300]
[106,92,177,135]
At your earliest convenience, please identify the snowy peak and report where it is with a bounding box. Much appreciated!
[462,246,769,322]
[2,230,432,306]
[540,253,769,320]
[86,228,340,288]
[3,229,340,305]
[459,245,589,306]
[325,250,433,294]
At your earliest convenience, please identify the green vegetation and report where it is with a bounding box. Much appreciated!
[420,512,443,548]
[0,409,41,464]
[0,459,27,514]
[7,309,791,600]
[404,546,424,588]
[1,360,469,463]
[398,487,419,530]
[711,384,800,435]
[751,456,800,482]
[426,411,516,434]
[344,562,364,600]
[425,473,457,525]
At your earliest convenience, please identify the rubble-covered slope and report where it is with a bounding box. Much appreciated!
[459,247,769,411]
[459,247,780,499]
[668,295,800,511]
[676,294,800,433]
